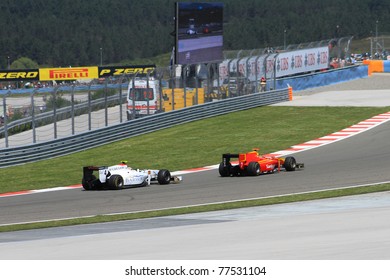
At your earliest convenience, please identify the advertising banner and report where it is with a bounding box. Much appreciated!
[98,65,155,77]
[247,56,266,82]
[219,55,269,84]
[0,69,39,81]
[0,65,156,82]
[39,67,99,81]
[274,46,329,78]
[265,53,277,78]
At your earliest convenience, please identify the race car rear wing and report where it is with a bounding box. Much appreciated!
[221,153,239,168]
[83,166,107,175]
[83,166,109,181]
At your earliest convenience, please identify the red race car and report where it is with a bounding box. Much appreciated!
[219,148,304,177]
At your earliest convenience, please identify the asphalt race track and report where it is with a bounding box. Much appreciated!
[1,192,390,259]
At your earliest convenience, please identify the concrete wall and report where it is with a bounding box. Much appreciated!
[274,65,368,91]
[363,60,390,75]
[384,61,390,72]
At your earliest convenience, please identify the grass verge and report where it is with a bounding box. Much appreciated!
[1,183,390,232]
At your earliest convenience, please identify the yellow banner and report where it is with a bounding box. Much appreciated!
[98,65,155,77]
[39,66,99,81]
[0,69,39,81]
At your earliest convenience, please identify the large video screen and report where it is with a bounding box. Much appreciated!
[175,2,223,65]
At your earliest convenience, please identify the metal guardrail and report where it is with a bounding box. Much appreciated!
[0,94,124,135]
[0,88,289,168]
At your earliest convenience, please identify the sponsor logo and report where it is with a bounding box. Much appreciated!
[0,71,39,80]
[125,177,145,185]
[39,67,98,81]
[108,165,128,171]
[49,68,90,79]
[98,66,155,77]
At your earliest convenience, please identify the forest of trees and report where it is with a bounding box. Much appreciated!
[1,0,389,69]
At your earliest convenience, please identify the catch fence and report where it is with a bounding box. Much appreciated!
[1,37,355,149]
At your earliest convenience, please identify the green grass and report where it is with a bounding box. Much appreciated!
[1,106,389,193]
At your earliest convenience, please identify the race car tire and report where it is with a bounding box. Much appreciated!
[247,162,261,176]
[284,156,296,171]
[108,175,124,190]
[82,175,97,191]
[219,162,231,177]
[157,169,171,185]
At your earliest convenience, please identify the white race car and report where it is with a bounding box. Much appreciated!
[82,161,182,190]
[186,28,197,35]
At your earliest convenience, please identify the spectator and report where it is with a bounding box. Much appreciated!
[260,76,267,92]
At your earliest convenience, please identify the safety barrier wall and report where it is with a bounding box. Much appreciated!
[0,88,289,168]
[384,61,390,72]
[363,60,390,75]
[274,65,368,91]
